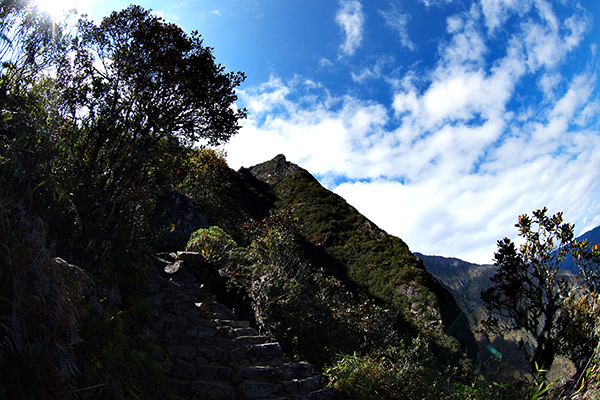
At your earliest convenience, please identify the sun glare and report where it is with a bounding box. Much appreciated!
[35,0,80,20]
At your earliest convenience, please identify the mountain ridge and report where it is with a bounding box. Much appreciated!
[243,154,477,358]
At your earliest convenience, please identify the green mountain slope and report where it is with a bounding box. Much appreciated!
[247,155,476,355]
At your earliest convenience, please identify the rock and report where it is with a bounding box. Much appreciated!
[196,365,232,381]
[309,388,336,400]
[196,346,224,362]
[190,381,236,400]
[298,375,322,393]
[168,269,197,289]
[237,366,277,381]
[166,345,197,360]
[173,359,197,379]
[239,380,279,398]
[150,190,208,251]
[176,251,206,269]
[105,285,122,307]
[278,363,313,380]
[247,343,282,358]
[248,154,301,185]
[164,260,184,274]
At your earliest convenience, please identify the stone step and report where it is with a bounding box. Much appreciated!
[194,337,238,351]
[195,301,234,315]
[239,380,279,399]
[190,380,236,400]
[196,365,233,381]
[217,326,259,338]
[233,363,317,384]
[215,319,248,328]
[184,324,218,337]
[277,362,314,380]
[310,387,337,400]
[281,375,323,395]
[236,366,278,382]
[232,335,268,347]
[146,254,336,400]
[200,310,239,320]
[226,343,284,368]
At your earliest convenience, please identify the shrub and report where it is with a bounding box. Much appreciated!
[325,339,442,400]
[186,226,237,264]
[556,293,600,374]
[219,210,408,367]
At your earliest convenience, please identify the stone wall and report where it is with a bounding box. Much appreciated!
[144,251,335,400]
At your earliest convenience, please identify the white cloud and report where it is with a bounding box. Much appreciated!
[319,58,334,68]
[226,76,390,179]
[481,0,531,34]
[336,0,364,57]
[224,1,600,264]
[380,3,416,51]
[211,10,222,17]
[420,0,454,7]
[351,56,395,84]
[440,7,487,67]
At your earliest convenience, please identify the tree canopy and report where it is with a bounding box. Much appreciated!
[0,3,247,272]
[59,5,246,150]
[482,208,600,373]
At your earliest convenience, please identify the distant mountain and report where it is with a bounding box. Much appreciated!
[414,253,496,321]
[562,225,600,273]
[415,224,600,318]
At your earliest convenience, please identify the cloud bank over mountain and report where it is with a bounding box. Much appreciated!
[223,0,600,263]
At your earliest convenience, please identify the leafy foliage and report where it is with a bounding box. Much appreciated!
[216,209,405,367]
[271,169,444,323]
[59,5,246,148]
[36,5,246,276]
[482,208,600,374]
[325,338,447,400]
[556,293,600,373]
[0,3,244,398]
[173,148,243,231]
[186,226,237,264]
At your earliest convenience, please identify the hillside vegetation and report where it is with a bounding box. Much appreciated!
[2,3,600,399]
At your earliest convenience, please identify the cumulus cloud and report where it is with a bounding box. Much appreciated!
[224,0,599,264]
[336,0,364,57]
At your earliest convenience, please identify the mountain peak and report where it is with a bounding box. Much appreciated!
[248,154,302,185]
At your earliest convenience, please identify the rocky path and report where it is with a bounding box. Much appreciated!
[143,251,335,400]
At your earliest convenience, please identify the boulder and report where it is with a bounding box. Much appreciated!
[150,190,208,251]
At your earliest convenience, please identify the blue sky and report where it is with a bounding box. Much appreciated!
[48,0,600,264]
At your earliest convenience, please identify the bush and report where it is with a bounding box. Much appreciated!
[218,210,410,367]
[186,226,237,264]
[556,293,600,374]
[325,344,553,400]
[325,340,443,400]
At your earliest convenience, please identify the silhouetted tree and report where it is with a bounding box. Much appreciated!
[46,5,247,268]
[481,208,574,371]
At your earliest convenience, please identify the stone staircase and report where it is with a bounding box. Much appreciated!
[143,251,335,400]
